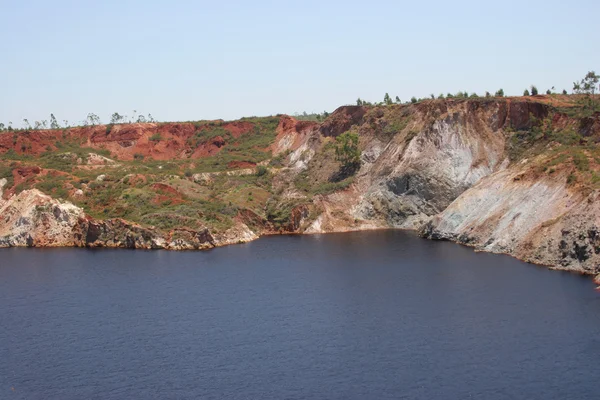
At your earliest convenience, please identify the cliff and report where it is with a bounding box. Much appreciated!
[1,95,599,281]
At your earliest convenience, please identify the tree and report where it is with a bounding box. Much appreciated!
[335,131,361,170]
[356,98,363,106]
[523,89,530,96]
[383,93,392,105]
[0,123,4,131]
[531,85,538,96]
[395,96,401,103]
[495,89,504,97]
[546,89,551,95]
[23,119,31,130]
[110,112,124,124]
[410,96,417,104]
[573,71,600,108]
[485,91,491,98]
[438,93,444,99]
[50,113,60,129]
[573,70,599,96]
[562,89,568,95]
[147,113,155,123]
[137,115,147,123]
[87,113,101,125]
[447,93,454,98]
[34,121,42,130]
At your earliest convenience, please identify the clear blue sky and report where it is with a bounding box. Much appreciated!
[1,0,598,127]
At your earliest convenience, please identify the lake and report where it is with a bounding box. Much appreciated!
[1,230,599,399]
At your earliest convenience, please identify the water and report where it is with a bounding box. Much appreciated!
[0,231,599,400]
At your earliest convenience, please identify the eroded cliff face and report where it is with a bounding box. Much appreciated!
[1,96,599,281]
[421,163,600,276]
[0,181,255,250]
[0,183,85,247]
[271,98,600,279]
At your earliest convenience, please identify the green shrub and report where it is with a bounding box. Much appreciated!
[335,132,360,171]
[0,164,14,189]
[572,152,589,171]
[531,85,538,96]
[149,133,163,142]
[256,165,268,176]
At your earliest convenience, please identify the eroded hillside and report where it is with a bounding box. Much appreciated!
[1,95,599,281]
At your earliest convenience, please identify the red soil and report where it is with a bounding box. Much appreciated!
[0,118,284,162]
[227,161,256,169]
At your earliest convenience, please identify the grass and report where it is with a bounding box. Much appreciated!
[0,163,15,189]
[34,174,69,199]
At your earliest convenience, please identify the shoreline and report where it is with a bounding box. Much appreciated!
[2,226,599,283]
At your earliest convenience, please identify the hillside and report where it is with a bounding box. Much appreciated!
[1,95,599,282]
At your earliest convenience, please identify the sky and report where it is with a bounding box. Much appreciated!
[1,0,599,127]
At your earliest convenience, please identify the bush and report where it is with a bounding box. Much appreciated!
[256,165,268,176]
[410,97,417,104]
[572,152,589,171]
[0,164,14,189]
[149,133,163,142]
[495,89,504,97]
[335,132,360,170]
[531,85,538,96]
[523,89,530,96]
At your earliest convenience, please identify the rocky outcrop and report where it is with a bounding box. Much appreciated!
[0,188,86,248]
[0,186,254,250]
[420,167,600,276]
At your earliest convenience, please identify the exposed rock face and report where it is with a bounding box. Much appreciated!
[298,100,509,231]
[278,99,600,279]
[0,187,250,250]
[1,97,599,283]
[420,168,600,276]
[0,188,85,248]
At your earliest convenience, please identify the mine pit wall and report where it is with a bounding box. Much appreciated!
[1,99,599,282]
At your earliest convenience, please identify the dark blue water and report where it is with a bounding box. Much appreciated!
[1,231,599,400]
